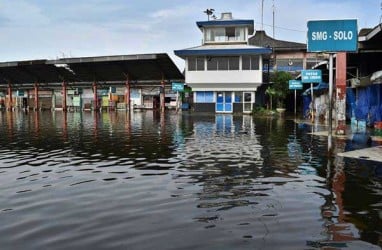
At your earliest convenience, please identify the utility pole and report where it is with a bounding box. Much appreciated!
[261,0,264,30]
[272,0,275,38]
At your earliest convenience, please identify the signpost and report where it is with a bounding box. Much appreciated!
[171,82,184,92]
[289,80,302,115]
[172,82,184,112]
[307,19,358,152]
[301,70,322,121]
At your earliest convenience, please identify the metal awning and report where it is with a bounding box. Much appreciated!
[0,53,184,88]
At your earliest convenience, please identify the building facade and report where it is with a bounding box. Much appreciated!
[174,12,272,113]
[249,30,328,74]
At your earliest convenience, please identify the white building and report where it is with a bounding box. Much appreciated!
[174,12,272,113]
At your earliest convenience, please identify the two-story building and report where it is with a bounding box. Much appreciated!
[174,12,272,113]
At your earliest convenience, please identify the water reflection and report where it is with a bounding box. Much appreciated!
[0,111,380,249]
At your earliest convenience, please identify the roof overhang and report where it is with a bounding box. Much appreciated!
[0,53,184,87]
[359,23,382,42]
[174,47,272,58]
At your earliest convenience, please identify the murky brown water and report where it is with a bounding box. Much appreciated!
[0,111,381,249]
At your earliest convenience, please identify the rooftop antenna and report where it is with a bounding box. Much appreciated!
[261,0,264,30]
[272,0,275,38]
[204,9,215,21]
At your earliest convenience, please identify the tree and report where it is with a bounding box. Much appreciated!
[267,71,292,109]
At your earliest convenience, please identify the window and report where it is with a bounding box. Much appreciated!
[243,92,252,112]
[228,57,239,70]
[195,91,214,103]
[188,57,205,71]
[196,57,205,71]
[212,28,225,42]
[226,27,235,41]
[188,57,196,71]
[204,27,247,42]
[218,57,228,70]
[244,92,251,102]
[207,56,240,71]
[234,92,242,102]
[242,56,250,70]
[207,57,218,70]
[276,59,303,71]
[242,55,259,70]
[235,27,245,41]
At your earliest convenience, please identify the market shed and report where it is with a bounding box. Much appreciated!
[0,53,184,111]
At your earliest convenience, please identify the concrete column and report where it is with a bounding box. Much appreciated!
[160,80,165,112]
[92,82,98,110]
[62,81,67,111]
[336,52,347,135]
[34,83,39,111]
[125,77,130,110]
[27,89,30,110]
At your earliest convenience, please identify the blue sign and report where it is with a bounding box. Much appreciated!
[17,90,25,96]
[289,80,303,90]
[172,82,184,92]
[301,70,322,83]
[307,19,358,52]
[109,86,116,93]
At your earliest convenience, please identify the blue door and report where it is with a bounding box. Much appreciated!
[216,92,232,113]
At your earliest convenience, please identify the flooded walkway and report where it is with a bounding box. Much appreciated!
[0,111,380,249]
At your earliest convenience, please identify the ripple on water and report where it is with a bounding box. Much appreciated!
[0,113,381,249]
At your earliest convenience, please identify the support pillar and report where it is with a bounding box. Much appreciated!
[34,83,39,111]
[125,77,131,111]
[336,52,347,135]
[27,90,30,110]
[62,81,67,112]
[160,80,165,112]
[92,82,98,111]
[7,83,12,111]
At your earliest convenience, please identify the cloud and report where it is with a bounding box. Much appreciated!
[0,1,50,27]
[0,0,380,70]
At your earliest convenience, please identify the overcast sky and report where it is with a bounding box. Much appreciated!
[0,0,381,70]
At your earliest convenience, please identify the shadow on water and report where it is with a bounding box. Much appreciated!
[0,110,380,249]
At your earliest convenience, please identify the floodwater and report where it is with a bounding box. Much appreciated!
[0,111,380,250]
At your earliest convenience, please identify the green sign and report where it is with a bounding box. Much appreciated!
[172,82,184,92]
[289,80,303,90]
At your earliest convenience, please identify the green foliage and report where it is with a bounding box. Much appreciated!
[252,105,276,116]
[266,71,293,108]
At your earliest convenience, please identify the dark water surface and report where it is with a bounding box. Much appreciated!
[0,111,381,250]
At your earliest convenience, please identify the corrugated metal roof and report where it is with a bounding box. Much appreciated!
[0,53,184,88]
[249,30,306,51]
